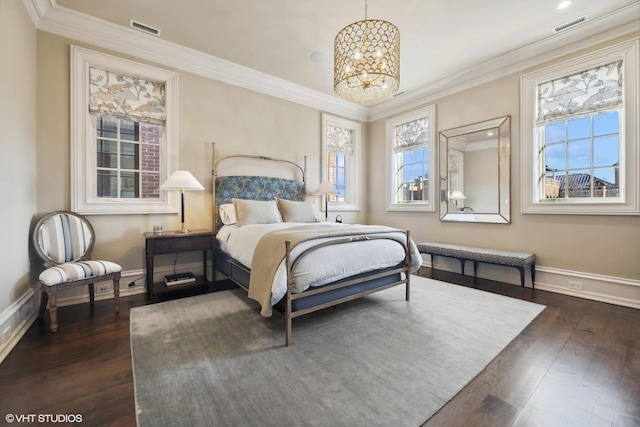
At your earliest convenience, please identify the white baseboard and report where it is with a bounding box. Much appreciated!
[0,288,38,364]
[421,256,640,309]
[2,260,638,364]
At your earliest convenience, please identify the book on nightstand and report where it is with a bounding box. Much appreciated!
[164,272,196,286]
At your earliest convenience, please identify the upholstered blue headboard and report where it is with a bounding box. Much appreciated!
[214,175,306,230]
[211,144,308,230]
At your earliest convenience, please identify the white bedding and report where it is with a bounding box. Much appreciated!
[217,222,423,306]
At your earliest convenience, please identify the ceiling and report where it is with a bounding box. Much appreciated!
[38,0,640,117]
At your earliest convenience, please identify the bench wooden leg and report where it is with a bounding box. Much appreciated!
[531,264,536,289]
[518,267,525,287]
[429,254,435,277]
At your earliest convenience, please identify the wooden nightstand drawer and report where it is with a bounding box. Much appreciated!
[152,235,213,254]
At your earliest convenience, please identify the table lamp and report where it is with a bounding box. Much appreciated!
[313,181,339,222]
[160,170,204,233]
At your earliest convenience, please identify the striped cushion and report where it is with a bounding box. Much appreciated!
[38,213,92,263]
[39,260,121,286]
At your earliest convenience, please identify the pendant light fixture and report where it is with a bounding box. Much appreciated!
[334,0,400,103]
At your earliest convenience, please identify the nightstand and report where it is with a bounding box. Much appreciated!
[144,229,215,300]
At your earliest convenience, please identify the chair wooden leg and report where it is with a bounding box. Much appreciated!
[47,288,59,333]
[88,283,95,306]
[38,288,48,318]
[113,278,120,313]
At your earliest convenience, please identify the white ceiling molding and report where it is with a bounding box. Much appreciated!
[369,3,640,122]
[22,0,370,122]
[22,1,639,124]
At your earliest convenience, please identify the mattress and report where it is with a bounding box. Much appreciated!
[216,222,422,308]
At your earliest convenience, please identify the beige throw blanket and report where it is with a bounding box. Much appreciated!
[247,224,404,316]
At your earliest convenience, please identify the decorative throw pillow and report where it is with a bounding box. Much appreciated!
[277,198,318,223]
[233,198,282,226]
[219,204,237,225]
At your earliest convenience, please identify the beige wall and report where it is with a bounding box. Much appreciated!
[367,34,640,281]
[3,15,637,317]
[35,32,368,275]
[0,0,37,314]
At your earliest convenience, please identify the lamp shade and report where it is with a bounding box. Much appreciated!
[449,190,466,200]
[160,170,204,191]
[313,181,339,195]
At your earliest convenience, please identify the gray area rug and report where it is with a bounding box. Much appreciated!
[130,276,545,427]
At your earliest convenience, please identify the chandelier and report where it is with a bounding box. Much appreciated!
[334,0,400,103]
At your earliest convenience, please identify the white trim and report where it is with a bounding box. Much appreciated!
[26,0,369,122]
[534,266,640,309]
[22,1,638,123]
[2,261,638,365]
[70,46,180,215]
[421,256,640,309]
[0,288,38,365]
[520,40,639,215]
[321,114,362,212]
[369,4,640,122]
[385,105,437,212]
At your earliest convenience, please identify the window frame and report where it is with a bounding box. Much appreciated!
[385,104,437,212]
[71,46,179,215]
[520,40,639,215]
[321,113,361,212]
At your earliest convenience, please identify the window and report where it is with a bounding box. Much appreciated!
[96,117,162,199]
[385,105,436,212]
[543,112,620,199]
[321,114,361,211]
[71,46,179,214]
[521,41,639,215]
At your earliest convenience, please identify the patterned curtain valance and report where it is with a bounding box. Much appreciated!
[327,125,353,156]
[89,67,166,124]
[394,117,429,152]
[536,60,622,124]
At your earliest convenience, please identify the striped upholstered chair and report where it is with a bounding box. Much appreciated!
[32,211,121,332]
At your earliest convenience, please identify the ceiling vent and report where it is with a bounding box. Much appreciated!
[392,91,407,98]
[553,15,588,33]
[130,20,161,36]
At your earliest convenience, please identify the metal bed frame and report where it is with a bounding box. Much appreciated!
[211,142,412,346]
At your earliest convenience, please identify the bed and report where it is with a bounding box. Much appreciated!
[212,144,422,346]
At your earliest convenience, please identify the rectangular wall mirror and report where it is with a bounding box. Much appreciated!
[439,115,511,223]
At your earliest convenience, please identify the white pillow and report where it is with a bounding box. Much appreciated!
[219,204,236,225]
[277,198,318,223]
[233,198,282,226]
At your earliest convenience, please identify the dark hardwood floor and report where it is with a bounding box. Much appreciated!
[0,270,638,427]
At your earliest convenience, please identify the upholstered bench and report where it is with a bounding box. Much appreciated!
[417,242,536,288]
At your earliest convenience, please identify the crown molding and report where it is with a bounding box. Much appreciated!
[368,2,640,122]
[23,0,370,122]
[23,0,639,123]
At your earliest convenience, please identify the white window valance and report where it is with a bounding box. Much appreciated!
[326,124,353,156]
[89,67,166,124]
[536,60,622,125]
[394,117,429,152]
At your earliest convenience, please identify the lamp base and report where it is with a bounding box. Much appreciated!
[174,222,190,233]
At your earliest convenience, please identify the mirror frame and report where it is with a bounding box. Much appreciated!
[439,115,511,224]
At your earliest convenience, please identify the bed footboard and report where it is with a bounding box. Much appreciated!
[214,229,413,347]
[283,230,412,346]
